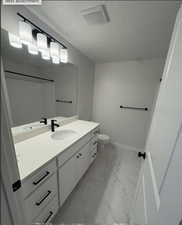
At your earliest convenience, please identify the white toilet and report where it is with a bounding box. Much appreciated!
[97,133,110,150]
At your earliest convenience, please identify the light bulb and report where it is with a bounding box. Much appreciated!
[50,42,59,58]
[19,21,32,45]
[60,48,68,63]
[52,56,60,64]
[41,48,50,60]
[28,39,38,55]
[8,33,22,48]
[37,33,47,51]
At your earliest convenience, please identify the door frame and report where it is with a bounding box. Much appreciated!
[1,59,27,225]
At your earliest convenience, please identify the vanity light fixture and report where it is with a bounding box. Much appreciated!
[8,33,22,48]
[60,48,68,63]
[12,13,69,64]
[19,20,32,45]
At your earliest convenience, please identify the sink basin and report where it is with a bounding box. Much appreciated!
[51,129,78,140]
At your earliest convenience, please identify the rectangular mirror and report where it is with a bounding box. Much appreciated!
[1,28,78,128]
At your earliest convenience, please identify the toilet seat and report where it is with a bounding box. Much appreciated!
[97,134,110,144]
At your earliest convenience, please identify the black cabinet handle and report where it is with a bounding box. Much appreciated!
[35,190,51,206]
[33,171,50,185]
[138,152,146,160]
[43,211,53,224]
[76,155,79,159]
[79,153,82,156]
[94,130,99,135]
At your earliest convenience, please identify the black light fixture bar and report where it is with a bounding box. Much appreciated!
[17,12,67,49]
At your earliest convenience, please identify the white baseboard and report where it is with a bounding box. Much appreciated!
[111,141,144,152]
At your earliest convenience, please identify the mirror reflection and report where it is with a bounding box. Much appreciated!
[1,29,78,128]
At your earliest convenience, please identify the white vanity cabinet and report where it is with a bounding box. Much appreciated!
[20,123,99,225]
[59,128,99,206]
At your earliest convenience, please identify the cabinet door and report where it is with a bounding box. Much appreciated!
[59,142,91,206]
[59,155,77,206]
[75,142,90,184]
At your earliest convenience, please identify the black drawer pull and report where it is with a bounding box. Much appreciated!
[35,190,51,206]
[93,130,99,135]
[79,153,82,156]
[76,155,79,159]
[43,211,53,224]
[33,171,50,185]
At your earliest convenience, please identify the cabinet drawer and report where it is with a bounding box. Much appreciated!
[22,159,57,198]
[32,195,58,225]
[58,132,92,167]
[25,173,58,224]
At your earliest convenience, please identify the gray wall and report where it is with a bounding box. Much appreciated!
[1,5,95,121]
[92,58,165,150]
[1,184,13,225]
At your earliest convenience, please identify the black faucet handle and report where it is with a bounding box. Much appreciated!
[40,117,47,125]
[51,119,57,123]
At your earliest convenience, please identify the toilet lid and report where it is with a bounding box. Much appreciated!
[97,134,110,141]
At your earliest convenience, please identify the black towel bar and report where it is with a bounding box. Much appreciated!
[56,99,72,104]
[120,105,148,111]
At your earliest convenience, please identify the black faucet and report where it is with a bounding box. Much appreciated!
[51,120,60,132]
[40,117,47,125]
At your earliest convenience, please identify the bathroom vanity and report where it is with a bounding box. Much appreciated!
[14,119,99,225]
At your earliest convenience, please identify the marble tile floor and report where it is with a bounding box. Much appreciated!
[53,143,141,225]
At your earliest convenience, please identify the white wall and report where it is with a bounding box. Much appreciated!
[92,58,164,150]
[1,5,95,121]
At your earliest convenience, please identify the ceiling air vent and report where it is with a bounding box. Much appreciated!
[81,5,110,25]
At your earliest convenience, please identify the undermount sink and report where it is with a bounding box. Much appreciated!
[51,129,78,140]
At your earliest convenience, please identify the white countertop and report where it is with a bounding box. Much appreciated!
[15,120,99,181]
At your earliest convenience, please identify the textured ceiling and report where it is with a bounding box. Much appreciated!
[28,1,181,62]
